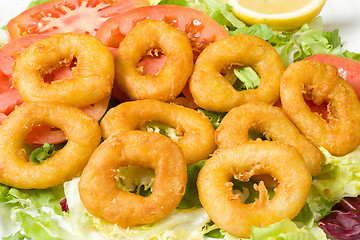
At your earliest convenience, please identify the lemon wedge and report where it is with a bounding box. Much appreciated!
[228,0,326,31]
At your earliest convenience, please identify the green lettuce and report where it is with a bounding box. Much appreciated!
[308,146,360,220]
[177,160,206,209]
[208,208,326,240]
[142,121,181,142]
[197,109,226,129]
[2,230,30,240]
[229,17,347,67]
[247,219,327,240]
[0,184,76,239]
[268,17,342,66]
[196,0,246,30]
[233,67,261,90]
[64,178,213,240]
[29,143,55,164]
[232,23,274,40]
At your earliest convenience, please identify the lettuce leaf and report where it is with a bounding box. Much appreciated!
[29,143,55,164]
[177,160,205,209]
[0,184,76,239]
[64,178,212,240]
[268,17,343,66]
[2,230,30,240]
[233,66,261,90]
[248,219,327,240]
[215,218,327,240]
[308,146,360,220]
[197,0,246,30]
[232,24,274,40]
[197,109,226,129]
[319,196,360,239]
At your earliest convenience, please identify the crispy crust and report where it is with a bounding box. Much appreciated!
[0,102,101,189]
[197,142,312,238]
[114,20,194,102]
[215,101,322,176]
[78,131,187,227]
[12,32,114,108]
[280,60,360,156]
[189,33,285,112]
[100,99,216,165]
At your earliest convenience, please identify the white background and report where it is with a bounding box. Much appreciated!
[0,0,359,52]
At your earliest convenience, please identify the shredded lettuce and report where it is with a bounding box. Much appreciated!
[29,143,55,164]
[206,207,327,240]
[142,121,181,142]
[0,184,74,239]
[197,109,226,129]
[64,178,212,240]
[233,67,260,90]
[247,219,327,240]
[116,166,154,196]
[2,230,30,240]
[177,160,205,210]
[308,146,360,220]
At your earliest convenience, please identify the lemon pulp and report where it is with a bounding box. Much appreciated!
[236,0,314,14]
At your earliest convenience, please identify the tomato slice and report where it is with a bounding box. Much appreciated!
[0,88,23,116]
[0,35,49,76]
[305,54,360,100]
[96,5,229,59]
[7,0,148,40]
[0,35,51,120]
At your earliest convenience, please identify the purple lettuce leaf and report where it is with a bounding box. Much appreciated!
[319,196,360,240]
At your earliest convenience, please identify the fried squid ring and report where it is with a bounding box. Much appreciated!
[197,142,312,238]
[115,19,194,102]
[78,131,187,228]
[0,102,101,189]
[100,99,216,165]
[25,95,111,145]
[12,32,114,108]
[280,60,360,156]
[189,33,285,112]
[215,102,322,176]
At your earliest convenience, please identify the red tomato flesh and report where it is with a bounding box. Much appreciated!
[0,35,49,76]
[7,0,147,40]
